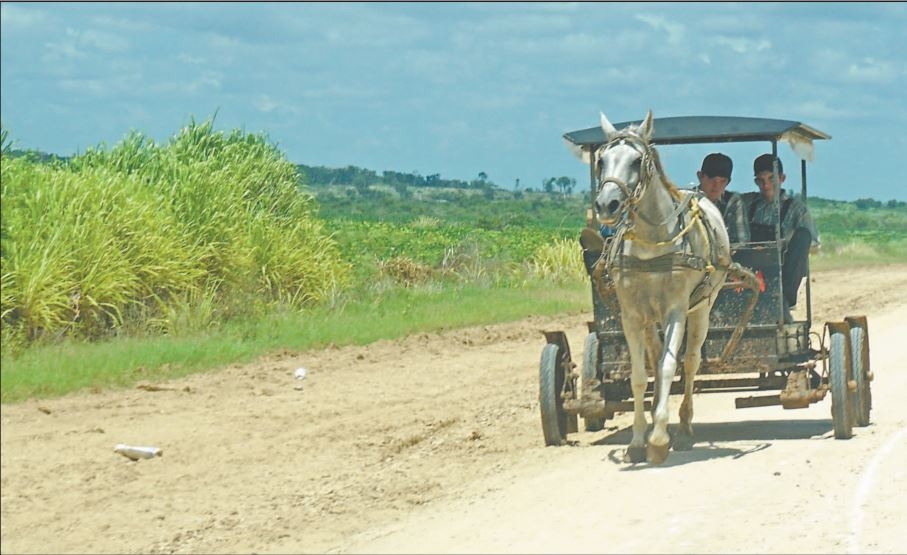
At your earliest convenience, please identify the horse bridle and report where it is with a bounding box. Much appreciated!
[595,132,661,226]
[596,132,712,266]
[596,132,684,228]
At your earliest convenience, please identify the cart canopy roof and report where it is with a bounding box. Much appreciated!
[564,115,830,161]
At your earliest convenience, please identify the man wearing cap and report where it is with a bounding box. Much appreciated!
[745,153,820,321]
[694,153,748,244]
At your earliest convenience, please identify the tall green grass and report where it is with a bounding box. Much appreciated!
[529,238,588,282]
[1,119,350,352]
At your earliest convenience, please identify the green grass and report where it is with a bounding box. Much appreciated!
[0,278,590,403]
[810,234,907,271]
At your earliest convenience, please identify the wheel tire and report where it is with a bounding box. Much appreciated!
[846,316,872,427]
[539,343,569,446]
[582,332,605,432]
[828,322,854,440]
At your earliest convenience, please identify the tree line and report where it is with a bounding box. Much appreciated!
[297,163,577,196]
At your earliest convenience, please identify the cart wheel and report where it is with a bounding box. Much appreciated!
[846,316,872,427]
[582,332,605,432]
[827,322,854,439]
[539,343,572,446]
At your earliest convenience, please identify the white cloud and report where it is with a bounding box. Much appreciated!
[178,53,207,65]
[0,3,47,30]
[792,100,847,120]
[319,10,431,48]
[56,72,144,98]
[152,71,223,95]
[255,95,280,113]
[845,57,897,83]
[89,15,156,34]
[634,14,686,44]
[812,49,901,85]
[254,94,300,115]
[42,40,87,62]
[713,36,771,54]
[187,71,223,93]
[41,26,129,63]
[560,32,609,53]
[295,84,382,101]
[65,27,129,52]
[206,32,241,49]
[59,78,107,96]
[393,49,466,85]
[470,12,573,35]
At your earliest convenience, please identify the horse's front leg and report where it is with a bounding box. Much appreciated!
[623,323,649,464]
[644,324,662,420]
[648,308,687,464]
[676,304,709,451]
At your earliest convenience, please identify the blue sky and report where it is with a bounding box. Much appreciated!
[2,2,906,201]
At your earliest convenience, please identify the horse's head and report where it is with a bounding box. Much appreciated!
[594,110,655,226]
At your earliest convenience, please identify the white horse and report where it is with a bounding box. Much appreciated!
[590,110,731,464]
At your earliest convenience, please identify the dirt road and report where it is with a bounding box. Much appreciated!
[2,265,906,554]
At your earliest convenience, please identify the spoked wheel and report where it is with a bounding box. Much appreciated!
[539,343,575,446]
[846,316,872,427]
[827,321,855,439]
[581,332,605,432]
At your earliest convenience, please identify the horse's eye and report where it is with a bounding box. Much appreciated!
[632,158,642,169]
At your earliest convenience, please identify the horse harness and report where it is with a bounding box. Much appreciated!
[592,132,729,308]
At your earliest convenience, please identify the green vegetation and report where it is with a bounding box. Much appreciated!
[1,279,590,403]
[1,120,350,354]
[2,121,905,403]
[809,197,907,269]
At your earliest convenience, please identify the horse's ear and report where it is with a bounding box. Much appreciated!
[638,110,655,142]
[600,111,618,141]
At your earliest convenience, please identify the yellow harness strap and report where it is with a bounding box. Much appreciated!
[622,197,716,273]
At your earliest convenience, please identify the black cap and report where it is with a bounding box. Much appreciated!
[754,153,783,175]
[700,153,732,179]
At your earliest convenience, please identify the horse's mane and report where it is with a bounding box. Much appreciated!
[648,143,682,200]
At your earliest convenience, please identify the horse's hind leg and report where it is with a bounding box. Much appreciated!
[676,306,709,451]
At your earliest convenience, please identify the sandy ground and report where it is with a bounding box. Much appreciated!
[2,264,906,554]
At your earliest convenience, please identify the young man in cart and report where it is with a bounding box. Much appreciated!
[744,153,820,323]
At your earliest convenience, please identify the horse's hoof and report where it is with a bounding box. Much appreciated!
[673,434,695,451]
[624,446,647,463]
[647,443,670,464]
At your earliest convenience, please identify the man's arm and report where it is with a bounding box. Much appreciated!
[783,197,820,249]
[725,193,750,244]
